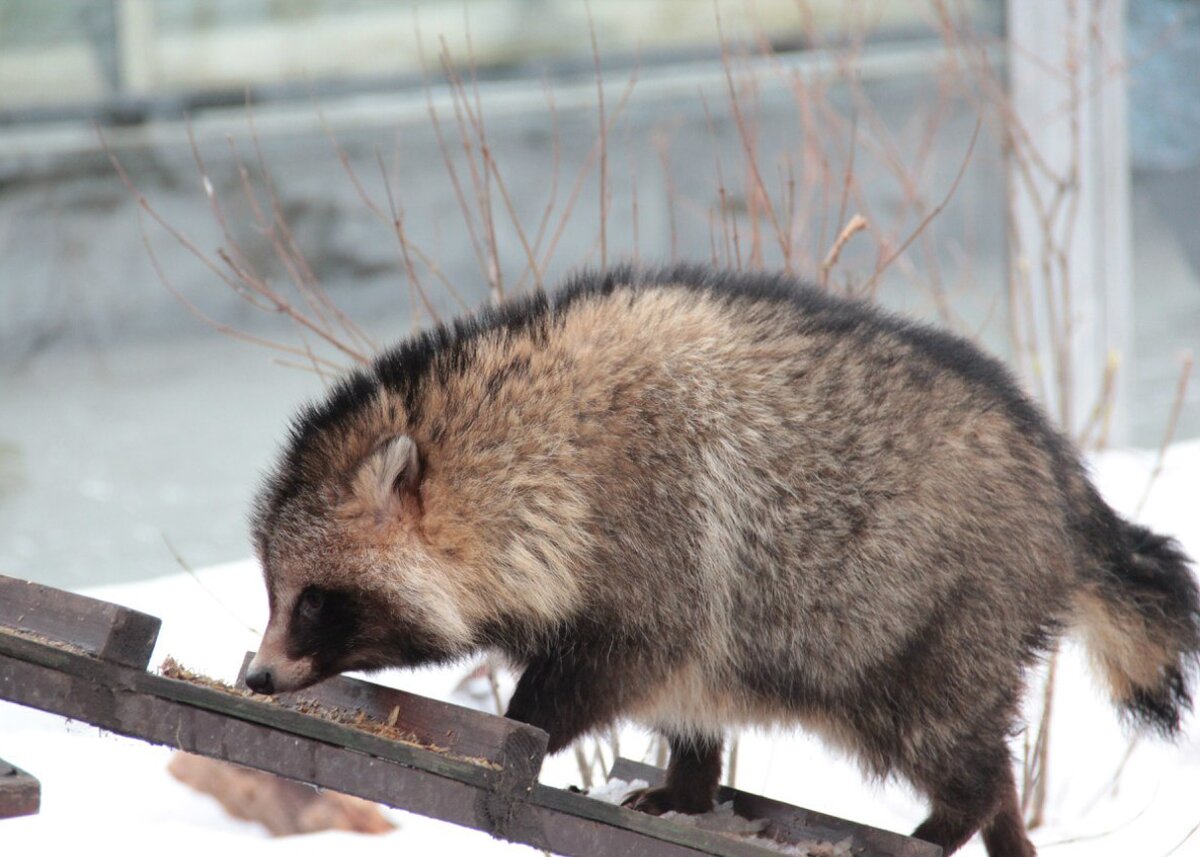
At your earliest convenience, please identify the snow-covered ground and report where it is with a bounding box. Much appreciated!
[2,441,1199,856]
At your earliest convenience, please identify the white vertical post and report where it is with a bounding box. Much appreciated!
[1007,0,1132,444]
[117,0,158,94]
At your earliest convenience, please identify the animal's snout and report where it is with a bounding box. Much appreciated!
[245,666,275,695]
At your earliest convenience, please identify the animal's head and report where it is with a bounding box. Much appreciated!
[244,384,476,695]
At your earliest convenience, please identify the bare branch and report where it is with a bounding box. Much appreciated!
[819,214,869,289]
[1135,351,1194,517]
[862,117,982,294]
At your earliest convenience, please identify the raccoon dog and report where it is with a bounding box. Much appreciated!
[246,265,1199,856]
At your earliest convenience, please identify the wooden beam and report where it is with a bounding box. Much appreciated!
[0,758,39,820]
[0,574,161,669]
[610,759,941,857]
[234,651,545,774]
[0,649,510,833]
[522,783,798,857]
[0,629,516,791]
[0,576,936,856]
[0,630,794,856]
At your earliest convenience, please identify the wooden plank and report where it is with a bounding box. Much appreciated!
[524,783,798,857]
[0,652,502,834]
[234,651,546,776]
[0,631,791,856]
[0,579,941,856]
[610,759,942,857]
[0,758,39,820]
[0,574,161,669]
[0,628,505,791]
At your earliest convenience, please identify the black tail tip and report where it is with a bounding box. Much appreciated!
[1118,521,1199,736]
[1124,665,1191,737]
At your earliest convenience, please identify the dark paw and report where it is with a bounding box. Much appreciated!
[622,785,713,816]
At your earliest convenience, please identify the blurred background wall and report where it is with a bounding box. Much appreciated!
[0,0,1196,589]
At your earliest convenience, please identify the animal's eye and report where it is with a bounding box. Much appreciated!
[297,588,325,620]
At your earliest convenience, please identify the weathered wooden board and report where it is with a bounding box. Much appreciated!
[523,783,797,857]
[610,759,942,857]
[0,628,517,794]
[0,574,942,856]
[0,651,518,834]
[0,574,161,669]
[235,651,545,776]
[0,631,791,855]
[0,758,39,819]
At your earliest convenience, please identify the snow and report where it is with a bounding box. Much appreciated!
[2,440,1199,856]
[586,777,650,805]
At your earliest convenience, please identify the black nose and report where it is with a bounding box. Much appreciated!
[245,667,275,694]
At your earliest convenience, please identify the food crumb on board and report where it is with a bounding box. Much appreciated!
[586,778,856,856]
[156,656,498,768]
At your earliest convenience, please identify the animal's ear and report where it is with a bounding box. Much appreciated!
[354,434,422,514]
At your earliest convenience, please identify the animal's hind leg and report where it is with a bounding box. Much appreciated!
[623,734,723,815]
[911,741,1033,856]
[981,777,1036,857]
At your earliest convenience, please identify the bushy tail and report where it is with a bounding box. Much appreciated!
[1075,518,1200,735]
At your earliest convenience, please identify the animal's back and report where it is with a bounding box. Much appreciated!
[517,268,1194,857]
[528,269,1075,747]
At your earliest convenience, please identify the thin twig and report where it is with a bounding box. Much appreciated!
[1024,649,1059,828]
[716,5,789,266]
[1083,736,1141,813]
[1135,352,1193,517]
[1165,817,1200,857]
[573,744,594,791]
[862,117,982,294]
[376,150,442,324]
[162,534,259,636]
[1039,791,1156,848]
[315,100,469,312]
[584,0,608,272]
[1075,350,1121,452]
[819,214,869,288]
[484,661,505,717]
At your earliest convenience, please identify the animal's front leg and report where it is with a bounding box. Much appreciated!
[623,734,723,815]
[504,654,632,754]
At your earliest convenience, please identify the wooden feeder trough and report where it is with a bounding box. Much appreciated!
[0,758,39,820]
[0,573,940,856]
